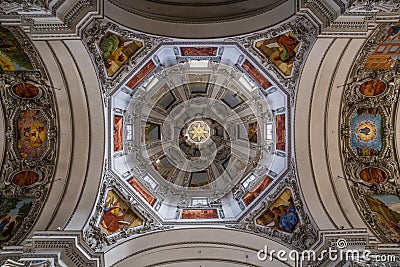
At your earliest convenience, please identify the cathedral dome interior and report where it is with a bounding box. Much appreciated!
[0,0,400,266]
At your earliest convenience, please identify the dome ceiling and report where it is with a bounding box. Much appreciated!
[109,43,287,221]
[75,16,319,251]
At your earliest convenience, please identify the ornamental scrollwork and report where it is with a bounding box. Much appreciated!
[340,22,400,243]
[82,19,163,96]
[228,163,318,250]
[0,26,57,247]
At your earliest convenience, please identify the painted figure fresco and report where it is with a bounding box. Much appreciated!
[180,47,217,57]
[365,23,400,69]
[365,194,400,241]
[380,23,400,42]
[17,110,48,159]
[113,115,123,152]
[248,121,258,143]
[276,114,286,151]
[255,32,300,76]
[359,80,386,97]
[99,32,143,76]
[126,60,156,89]
[0,198,34,244]
[127,177,156,206]
[242,176,273,206]
[100,190,143,235]
[12,83,39,98]
[256,189,300,233]
[181,209,219,219]
[242,60,271,89]
[360,167,386,184]
[0,27,33,71]
[12,171,39,187]
[351,108,382,157]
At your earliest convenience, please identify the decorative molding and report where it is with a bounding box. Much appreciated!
[82,19,163,96]
[228,162,318,250]
[231,15,318,106]
[0,232,103,267]
[0,0,102,39]
[346,0,400,13]
[83,171,167,251]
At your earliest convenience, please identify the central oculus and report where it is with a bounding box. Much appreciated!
[187,120,210,144]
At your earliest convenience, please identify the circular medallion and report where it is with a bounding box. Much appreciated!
[187,120,210,144]
[360,167,386,184]
[12,82,40,99]
[12,170,39,187]
[359,80,386,97]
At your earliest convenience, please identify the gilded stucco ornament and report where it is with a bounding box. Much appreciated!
[0,27,57,247]
[83,19,163,95]
[340,23,400,243]
[228,161,318,250]
[232,16,317,107]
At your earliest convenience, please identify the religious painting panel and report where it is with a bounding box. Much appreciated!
[11,171,40,187]
[126,60,156,89]
[256,189,300,233]
[359,167,386,184]
[180,47,217,57]
[275,114,286,151]
[351,108,382,157]
[127,177,156,206]
[365,23,400,69]
[17,110,48,159]
[241,60,271,89]
[113,115,123,152]
[365,194,400,241]
[0,198,34,244]
[181,209,219,219]
[379,23,400,43]
[242,176,273,206]
[359,80,386,97]
[255,32,300,76]
[11,83,40,99]
[98,32,143,77]
[0,27,33,71]
[99,190,143,235]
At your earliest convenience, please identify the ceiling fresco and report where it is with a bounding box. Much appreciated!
[1,1,400,266]
[341,22,400,244]
[0,26,57,247]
